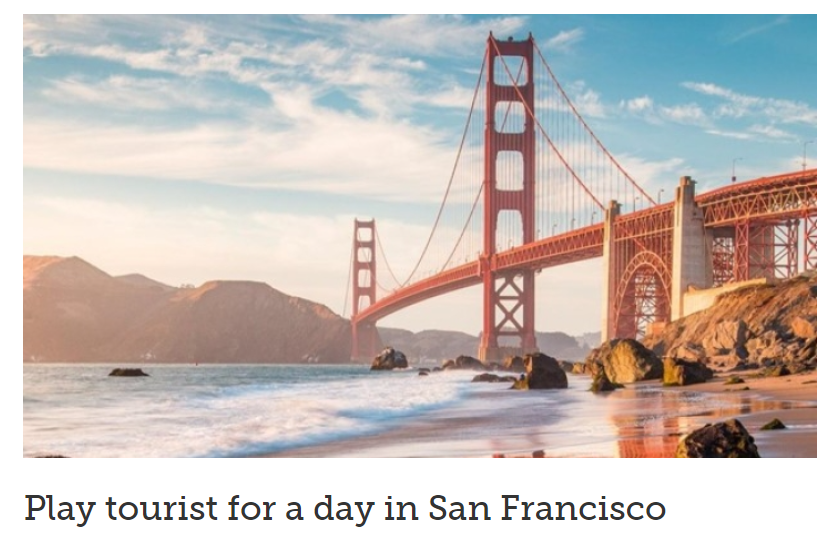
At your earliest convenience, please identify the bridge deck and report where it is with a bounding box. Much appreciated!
[355,170,817,324]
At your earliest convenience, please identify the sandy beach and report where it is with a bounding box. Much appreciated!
[261,369,817,458]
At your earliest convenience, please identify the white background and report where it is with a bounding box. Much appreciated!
[6,4,822,541]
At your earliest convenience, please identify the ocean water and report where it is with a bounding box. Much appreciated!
[23,364,484,458]
[25,363,807,458]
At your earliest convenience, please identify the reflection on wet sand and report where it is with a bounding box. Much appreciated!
[609,386,813,458]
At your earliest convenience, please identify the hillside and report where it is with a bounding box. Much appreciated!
[378,327,591,362]
[23,256,351,363]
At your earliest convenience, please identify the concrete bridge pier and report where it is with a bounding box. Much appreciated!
[670,176,713,321]
[600,201,621,343]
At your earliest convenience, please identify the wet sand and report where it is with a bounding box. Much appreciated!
[261,369,817,458]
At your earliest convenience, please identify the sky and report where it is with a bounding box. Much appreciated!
[22,14,817,337]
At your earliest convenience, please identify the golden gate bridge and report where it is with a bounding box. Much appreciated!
[346,33,817,361]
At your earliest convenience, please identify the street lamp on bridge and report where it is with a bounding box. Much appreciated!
[658,188,665,204]
[731,157,742,183]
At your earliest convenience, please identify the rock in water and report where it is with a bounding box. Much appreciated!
[512,352,567,389]
[472,373,516,383]
[760,418,786,430]
[590,368,621,393]
[503,355,525,373]
[676,419,760,458]
[442,355,488,370]
[663,357,713,386]
[370,347,408,370]
[604,339,663,383]
[108,368,149,377]
[454,355,488,371]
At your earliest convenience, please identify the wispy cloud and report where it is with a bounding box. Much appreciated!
[23,111,460,202]
[622,96,707,127]
[729,15,789,43]
[614,155,687,191]
[306,15,527,56]
[41,75,236,112]
[658,103,708,126]
[682,81,816,126]
[747,124,796,140]
[546,28,584,52]
[705,129,753,140]
[704,124,797,142]
[620,96,653,114]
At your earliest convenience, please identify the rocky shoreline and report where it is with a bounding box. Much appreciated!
[367,273,817,458]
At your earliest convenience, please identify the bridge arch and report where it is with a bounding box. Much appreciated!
[613,250,671,339]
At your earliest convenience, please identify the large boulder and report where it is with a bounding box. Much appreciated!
[602,339,663,383]
[584,340,615,376]
[370,347,408,370]
[512,352,567,390]
[676,419,760,458]
[663,357,714,386]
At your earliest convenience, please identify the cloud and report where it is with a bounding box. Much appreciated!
[556,81,607,118]
[23,107,464,203]
[704,124,797,142]
[26,14,494,124]
[309,15,527,56]
[614,155,687,191]
[682,81,816,126]
[546,28,584,52]
[41,75,236,112]
[747,124,796,140]
[620,96,654,113]
[658,103,708,126]
[705,129,753,140]
[25,15,504,201]
[729,15,789,43]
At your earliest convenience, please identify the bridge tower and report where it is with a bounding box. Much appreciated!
[351,219,377,361]
[478,34,537,363]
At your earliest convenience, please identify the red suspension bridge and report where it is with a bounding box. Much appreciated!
[347,34,817,362]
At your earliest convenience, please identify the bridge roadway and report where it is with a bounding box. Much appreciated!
[354,169,817,326]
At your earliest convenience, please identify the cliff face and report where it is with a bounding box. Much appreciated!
[644,273,817,372]
[23,256,351,363]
